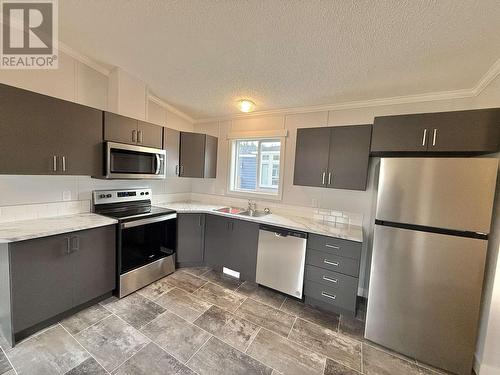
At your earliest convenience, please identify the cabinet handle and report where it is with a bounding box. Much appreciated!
[66,237,71,254]
[180,165,184,176]
[432,129,437,146]
[325,244,340,250]
[53,155,57,172]
[328,172,332,185]
[321,291,336,300]
[422,129,427,147]
[322,172,326,185]
[175,165,179,176]
[62,156,66,172]
[324,259,339,266]
[138,130,143,143]
[132,130,137,143]
[71,236,79,252]
[323,275,338,283]
[199,215,203,226]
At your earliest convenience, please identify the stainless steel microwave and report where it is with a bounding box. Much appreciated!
[105,142,166,179]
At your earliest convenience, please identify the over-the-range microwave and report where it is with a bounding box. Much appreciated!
[105,142,166,179]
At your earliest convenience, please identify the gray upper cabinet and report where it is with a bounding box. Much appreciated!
[371,108,500,154]
[370,114,429,153]
[293,127,331,188]
[138,120,164,149]
[104,112,164,149]
[294,125,372,191]
[179,132,218,178]
[7,225,115,341]
[0,83,103,176]
[104,112,138,145]
[176,213,205,266]
[164,128,180,177]
[328,125,372,190]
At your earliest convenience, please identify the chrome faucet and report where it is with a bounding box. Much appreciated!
[248,200,257,214]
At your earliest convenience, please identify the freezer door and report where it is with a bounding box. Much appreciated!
[365,225,487,375]
[376,158,498,233]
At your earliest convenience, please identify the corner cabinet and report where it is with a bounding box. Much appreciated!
[371,108,500,154]
[179,132,218,178]
[104,112,164,149]
[293,125,372,191]
[0,225,116,346]
[0,83,103,176]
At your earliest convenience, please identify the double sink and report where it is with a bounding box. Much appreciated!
[214,206,270,218]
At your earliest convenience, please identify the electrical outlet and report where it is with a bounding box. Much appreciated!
[62,191,72,201]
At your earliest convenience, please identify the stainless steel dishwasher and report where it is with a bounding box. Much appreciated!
[256,225,307,298]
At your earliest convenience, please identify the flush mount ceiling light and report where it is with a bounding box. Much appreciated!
[237,99,256,113]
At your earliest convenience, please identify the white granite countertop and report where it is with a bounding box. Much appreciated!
[158,202,363,243]
[0,213,118,243]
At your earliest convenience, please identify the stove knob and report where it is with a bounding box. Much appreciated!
[99,194,106,199]
[140,192,144,195]
[145,192,149,195]
[106,194,112,198]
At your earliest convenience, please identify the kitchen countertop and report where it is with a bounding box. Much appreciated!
[0,213,118,243]
[157,202,363,243]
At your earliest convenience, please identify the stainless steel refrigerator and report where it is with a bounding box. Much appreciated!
[365,158,498,375]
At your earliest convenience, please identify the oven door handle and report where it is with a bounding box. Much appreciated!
[155,154,161,175]
[121,213,177,229]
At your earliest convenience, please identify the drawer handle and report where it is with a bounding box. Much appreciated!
[325,244,340,250]
[324,259,339,266]
[323,275,338,283]
[321,291,336,300]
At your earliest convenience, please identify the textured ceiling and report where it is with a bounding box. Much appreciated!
[59,0,500,119]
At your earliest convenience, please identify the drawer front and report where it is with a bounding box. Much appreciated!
[304,280,357,313]
[305,265,358,292]
[306,249,359,277]
[308,234,362,260]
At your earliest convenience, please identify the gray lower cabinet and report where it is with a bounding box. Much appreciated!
[1,225,115,345]
[176,213,205,266]
[371,108,500,154]
[304,234,361,316]
[294,125,372,191]
[204,215,259,282]
[179,132,218,178]
[0,83,103,176]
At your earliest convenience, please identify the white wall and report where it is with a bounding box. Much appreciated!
[0,50,194,219]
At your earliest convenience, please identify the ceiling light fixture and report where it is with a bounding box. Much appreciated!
[237,99,256,113]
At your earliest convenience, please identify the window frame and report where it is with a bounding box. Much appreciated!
[227,137,285,200]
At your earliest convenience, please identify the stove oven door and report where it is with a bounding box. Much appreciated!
[119,214,176,275]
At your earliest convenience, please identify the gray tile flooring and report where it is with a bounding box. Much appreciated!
[0,267,452,375]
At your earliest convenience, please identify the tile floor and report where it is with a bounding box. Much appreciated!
[0,268,452,375]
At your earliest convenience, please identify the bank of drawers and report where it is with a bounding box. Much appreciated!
[304,234,361,315]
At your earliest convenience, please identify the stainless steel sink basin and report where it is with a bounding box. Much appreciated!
[238,210,269,218]
[214,207,246,214]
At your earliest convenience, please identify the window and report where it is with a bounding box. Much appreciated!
[229,138,283,196]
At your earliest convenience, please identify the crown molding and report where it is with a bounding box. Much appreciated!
[148,92,195,123]
[58,42,111,77]
[193,57,500,124]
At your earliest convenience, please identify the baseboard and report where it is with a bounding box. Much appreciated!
[474,354,500,375]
